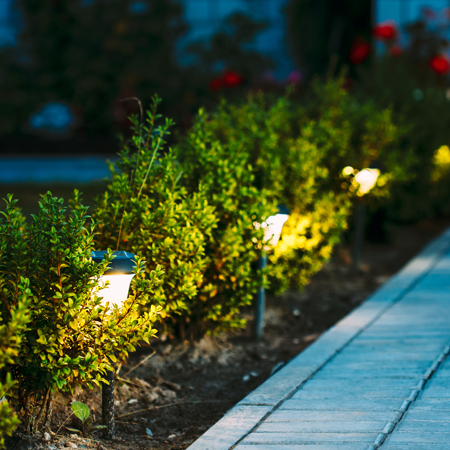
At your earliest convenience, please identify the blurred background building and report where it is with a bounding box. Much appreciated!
[0,0,448,148]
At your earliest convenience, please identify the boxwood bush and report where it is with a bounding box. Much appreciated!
[0,192,162,434]
[0,251,29,448]
[94,97,217,340]
[178,94,349,293]
[176,109,275,337]
[191,79,403,292]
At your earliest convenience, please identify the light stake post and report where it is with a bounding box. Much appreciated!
[350,168,380,271]
[91,250,136,440]
[254,206,289,340]
[352,202,365,272]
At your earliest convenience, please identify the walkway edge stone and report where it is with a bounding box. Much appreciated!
[187,228,450,450]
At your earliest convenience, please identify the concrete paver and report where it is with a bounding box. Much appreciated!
[236,446,370,450]
[256,421,388,433]
[385,432,450,444]
[409,399,450,410]
[397,420,450,432]
[405,409,450,421]
[291,389,412,400]
[266,410,399,422]
[383,446,450,450]
[187,228,450,450]
[301,378,422,390]
[279,398,405,411]
[241,432,379,444]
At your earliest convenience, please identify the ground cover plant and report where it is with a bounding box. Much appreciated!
[0,191,163,435]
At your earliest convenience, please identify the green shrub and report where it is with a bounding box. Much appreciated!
[302,78,409,199]
[176,109,274,336]
[185,79,405,292]
[94,97,217,339]
[190,82,402,292]
[0,254,29,448]
[0,192,162,434]
[185,93,350,293]
[354,52,450,221]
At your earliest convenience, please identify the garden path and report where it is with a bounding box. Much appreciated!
[187,227,450,450]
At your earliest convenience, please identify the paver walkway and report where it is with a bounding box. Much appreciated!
[188,228,450,450]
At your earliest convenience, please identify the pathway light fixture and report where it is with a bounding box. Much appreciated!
[253,206,289,340]
[91,250,136,440]
[351,168,380,270]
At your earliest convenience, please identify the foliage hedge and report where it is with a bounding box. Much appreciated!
[191,79,404,292]
[0,192,162,434]
[94,79,405,338]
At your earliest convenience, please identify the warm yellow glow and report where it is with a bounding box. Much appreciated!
[432,145,450,182]
[342,166,354,176]
[354,168,380,196]
[434,145,450,166]
[96,274,135,307]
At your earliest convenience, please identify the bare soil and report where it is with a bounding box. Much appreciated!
[8,219,450,450]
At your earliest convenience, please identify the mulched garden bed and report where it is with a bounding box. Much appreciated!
[7,219,449,450]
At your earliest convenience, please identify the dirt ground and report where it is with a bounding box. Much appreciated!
[8,219,450,450]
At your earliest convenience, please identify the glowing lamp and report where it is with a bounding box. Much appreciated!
[355,168,380,196]
[91,251,136,308]
[255,205,290,250]
[91,250,136,441]
[254,205,290,340]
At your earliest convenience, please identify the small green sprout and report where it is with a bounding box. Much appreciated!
[66,401,106,438]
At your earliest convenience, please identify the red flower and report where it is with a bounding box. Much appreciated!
[429,55,450,74]
[209,78,224,91]
[389,45,402,57]
[349,39,371,64]
[223,71,244,88]
[373,23,398,40]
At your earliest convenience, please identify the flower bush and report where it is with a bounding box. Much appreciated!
[0,192,162,434]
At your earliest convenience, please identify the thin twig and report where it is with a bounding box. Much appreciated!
[173,170,183,189]
[119,97,143,124]
[137,137,162,199]
[123,351,156,378]
[55,412,74,436]
[116,400,226,420]
[115,204,127,251]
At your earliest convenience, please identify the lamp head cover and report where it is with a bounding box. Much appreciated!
[277,204,290,215]
[91,250,136,275]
